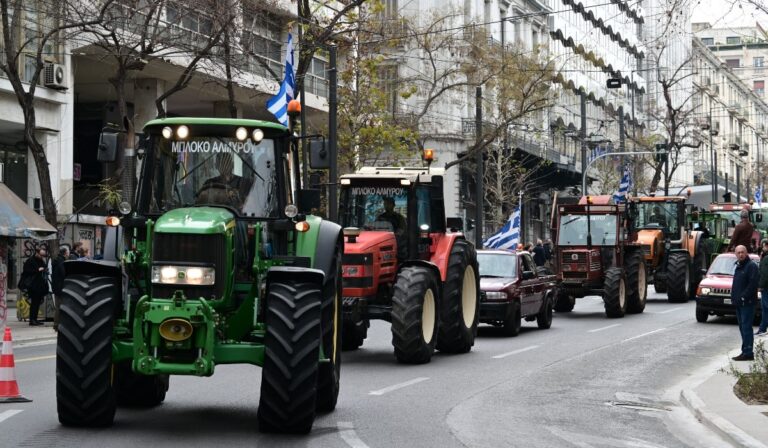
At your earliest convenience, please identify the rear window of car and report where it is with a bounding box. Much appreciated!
[477,253,517,278]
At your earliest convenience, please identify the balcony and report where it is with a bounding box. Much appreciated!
[740,142,749,157]
[727,102,742,115]
[728,135,742,151]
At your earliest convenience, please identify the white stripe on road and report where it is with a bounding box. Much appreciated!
[0,410,23,423]
[622,328,666,342]
[588,324,621,333]
[338,422,370,448]
[16,355,56,363]
[492,345,540,359]
[369,377,429,396]
[651,307,682,314]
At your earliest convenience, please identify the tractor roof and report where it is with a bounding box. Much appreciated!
[631,196,687,202]
[341,166,445,183]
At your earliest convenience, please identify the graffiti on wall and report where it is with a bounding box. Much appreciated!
[22,240,49,258]
[0,240,8,323]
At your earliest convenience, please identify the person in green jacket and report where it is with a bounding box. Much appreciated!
[757,239,768,336]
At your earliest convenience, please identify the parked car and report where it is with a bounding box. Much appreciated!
[477,249,558,336]
[695,252,762,323]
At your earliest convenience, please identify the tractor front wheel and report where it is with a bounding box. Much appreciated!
[113,362,169,407]
[316,243,343,413]
[666,252,691,303]
[554,291,575,312]
[56,275,118,427]
[391,266,439,364]
[654,272,667,293]
[603,268,627,318]
[625,250,647,314]
[341,318,367,351]
[258,279,322,434]
[436,240,480,353]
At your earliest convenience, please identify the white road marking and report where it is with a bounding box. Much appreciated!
[16,355,56,363]
[368,377,429,396]
[492,345,540,359]
[338,422,370,448]
[588,324,621,333]
[0,410,23,423]
[651,307,682,314]
[622,328,666,342]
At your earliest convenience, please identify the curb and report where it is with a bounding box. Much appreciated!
[680,388,768,448]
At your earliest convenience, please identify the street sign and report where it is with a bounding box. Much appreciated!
[606,78,622,89]
[655,143,668,163]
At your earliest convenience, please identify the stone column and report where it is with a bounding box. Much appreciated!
[134,78,166,130]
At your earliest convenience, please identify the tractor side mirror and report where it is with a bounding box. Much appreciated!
[757,213,763,223]
[309,139,329,169]
[446,217,463,232]
[97,131,119,162]
[297,188,321,213]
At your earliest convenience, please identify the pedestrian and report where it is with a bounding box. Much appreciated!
[78,247,90,260]
[543,238,553,267]
[51,246,69,331]
[524,242,533,252]
[21,248,49,326]
[729,210,755,252]
[70,241,83,260]
[731,245,759,361]
[756,239,768,337]
[532,239,546,267]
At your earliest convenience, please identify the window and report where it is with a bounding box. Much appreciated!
[726,58,740,68]
[378,64,399,114]
[305,58,328,98]
[755,57,764,67]
[726,36,741,44]
[755,80,764,96]
[242,12,282,80]
[701,37,714,45]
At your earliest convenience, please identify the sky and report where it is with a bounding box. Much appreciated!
[690,0,768,28]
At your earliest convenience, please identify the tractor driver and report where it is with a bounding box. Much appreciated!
[197,152,252,210]
[647,205,668,228]
[377,197,407,236]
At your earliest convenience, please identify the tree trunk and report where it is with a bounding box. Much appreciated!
[23,99,58,236]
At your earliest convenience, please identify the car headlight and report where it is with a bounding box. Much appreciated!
[485,291,508,301]
[700,287,711,295]
[152,265,215,285]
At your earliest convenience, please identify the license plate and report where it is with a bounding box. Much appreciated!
[724,298,732,305]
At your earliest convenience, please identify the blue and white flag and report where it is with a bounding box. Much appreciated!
[266,33,296,127]
[613,165,631,203]
[484,206,521,250]
[755,185,763,205]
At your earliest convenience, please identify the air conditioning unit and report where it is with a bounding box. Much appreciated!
[44,63,67,90]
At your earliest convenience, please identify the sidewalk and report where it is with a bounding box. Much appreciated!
[1,303,58,345]
[680,341,768,448]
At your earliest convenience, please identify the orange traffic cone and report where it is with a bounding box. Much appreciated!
[0,327,32,403]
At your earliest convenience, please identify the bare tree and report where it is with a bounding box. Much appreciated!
[0,0,116,229]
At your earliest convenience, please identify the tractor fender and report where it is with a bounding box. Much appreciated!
[294,216,342,283]
[64,259,122,280]
[398,260,442,296]
[266,266,325,288]
[429,233,465,282]
[683,230,703,258]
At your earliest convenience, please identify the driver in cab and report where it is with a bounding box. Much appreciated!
[647,205,668,228]
[197,152,252,210]
[377,197,406,236]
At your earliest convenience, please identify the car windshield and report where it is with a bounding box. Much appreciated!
[634,202,679,230]
[557,214,617,246]
[340,186,408,231]
[477,253,517,278]
[146,136,279,217]
[708,256,758,275]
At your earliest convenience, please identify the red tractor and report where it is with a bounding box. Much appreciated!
[338,164,480,364]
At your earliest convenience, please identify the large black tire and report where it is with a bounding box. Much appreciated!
[316,242,342,413]
[391,266,439,364]
[436,240,480,353]
[625,250,647,314]
[554,290,575,312]
[258,280,322,434]
[56,275,118,427]
[536,293,553,329]
[603,268,627,318]
[666,252,691,303]
[501,301,521,336]
[654,272,667,293]
[690,239,708,299]
[695,305,708,323]
[341,318,367,351]
[113,362,169,407]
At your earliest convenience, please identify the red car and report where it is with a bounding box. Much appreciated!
[477,249,557,336]
[695,252,762,323]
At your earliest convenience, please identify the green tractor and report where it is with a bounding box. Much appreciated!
[56,117,342,434]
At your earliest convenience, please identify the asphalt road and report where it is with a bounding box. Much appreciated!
[0,290,742,447]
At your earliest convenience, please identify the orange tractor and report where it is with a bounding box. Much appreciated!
[338,163,480,364]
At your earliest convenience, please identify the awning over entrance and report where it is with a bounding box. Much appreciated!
[0,182,57,239]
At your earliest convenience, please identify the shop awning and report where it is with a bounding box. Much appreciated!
[0,182,57,239]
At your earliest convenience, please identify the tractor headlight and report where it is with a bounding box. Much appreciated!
[152,265,215,285]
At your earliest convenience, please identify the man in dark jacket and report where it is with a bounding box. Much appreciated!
[731,245,759,360]
[757,240,768,336]
[532,239,546,267]
[21,248,49,326]
[729,210,755,252]
[51,247,69,331]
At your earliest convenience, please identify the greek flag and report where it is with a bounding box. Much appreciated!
[755,185,763,205]
[484,206,521,250]
[266,33,296,127]
[613,166,631,203]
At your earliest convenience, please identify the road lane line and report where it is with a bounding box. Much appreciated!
[622,328,666,342]
[15,355,56,363]
[588,324,621,333]
[492,345,540,359]
[337,422,370,448]
[652,307,682,314]
[369,377,429,396]
[0,410,23,423]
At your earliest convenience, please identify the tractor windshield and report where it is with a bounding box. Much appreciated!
[339,186,408,234]
[557,214,617,246]
[634,202,679,231]
[146,136,280,217]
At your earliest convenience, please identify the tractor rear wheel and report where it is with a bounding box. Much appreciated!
[654,272,667,293]
[258,279,322,434]
[391,266,439,364]
[666,252,691,303]
[603,268,627,318]
[341,318,367,351]
[113,362,169,407]
[56,275,118,427]
[316,243,343,413]
[436,240,480,353]
[554,291,575,312]
[690,239,708,300]
[625,250,647,314]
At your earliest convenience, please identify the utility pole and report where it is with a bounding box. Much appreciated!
[580,92,587,195]
[709,103,715,202]
[328,45,338,222]
[618,105,625,153]
[297,3,308,188]
[737,164,741,203]
[664,145,669,196]
[475,86,484,248]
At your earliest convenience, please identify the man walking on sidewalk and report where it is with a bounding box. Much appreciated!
[731,245,759,361]
[51,246,68,331]
[21,248,49,326]
[757,239,768,337]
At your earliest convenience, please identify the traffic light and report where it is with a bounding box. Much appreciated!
[655,143,668,163]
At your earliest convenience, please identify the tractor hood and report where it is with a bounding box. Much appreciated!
[154,207,235,234]
[346,231,397,252]
[636,229,662,246]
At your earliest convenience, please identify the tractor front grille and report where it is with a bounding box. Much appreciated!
[562,251,587,264]
[152,232,227,300]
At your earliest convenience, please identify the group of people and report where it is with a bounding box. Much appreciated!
[519,239,553,268]
[18,241,90,328]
